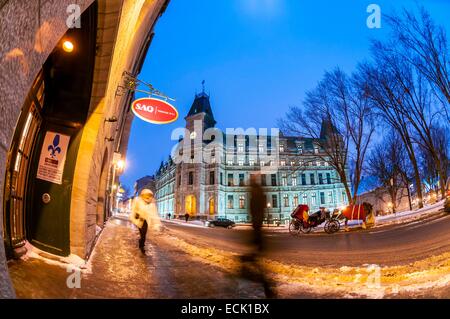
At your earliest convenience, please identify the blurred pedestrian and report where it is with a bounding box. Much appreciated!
[239,174,277,298]
[184,213,190,222]
[129,189,161,254]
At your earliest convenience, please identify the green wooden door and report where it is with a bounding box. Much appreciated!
[27,124,81,256]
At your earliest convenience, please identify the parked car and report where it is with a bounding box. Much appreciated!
[207,218,236,229]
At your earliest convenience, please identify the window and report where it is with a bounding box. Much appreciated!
[239,195,245,209]
[209,171,215,185]
[260,161,265,167]
[293,195,299,206]
[272,194,278,208]
[282,174,287,186]
[228,174,234,186]
[261,174,267,186]
[311,193,317,205]
[239,174,245,186]
[271,174,277,186]
[280,145,284,152]
[302,193,308,204]
[227,160,233,166]
[188,172,194,185]
[320,192,325,205]
[292,175,297,186]
[178,175,181,186]
[227,195,234,209]
[280,160,286,166]
[310,174,315,185]
[283,194,289,207]
[301,174,306,185]
[298,146,303,154]
[320,161,325,167]
[238,159,244,166]
[317,161,321,167]
[249,159,254,166]
[328,191,333,204]
[291,161,295,166]
[314,146,319,154]
[299,160,304,166]
[259,144,264,153]
[211,149,215,158]
[238,143,244,153]
[319,173,324,185]
[312,161,317,167]
[326,173,331,184]
[220,172,223,185]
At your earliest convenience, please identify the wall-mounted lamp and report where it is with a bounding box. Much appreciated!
[62,40,74,53]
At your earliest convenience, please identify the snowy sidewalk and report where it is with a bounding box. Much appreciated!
[374,199,446,225]
[8,217,259,298]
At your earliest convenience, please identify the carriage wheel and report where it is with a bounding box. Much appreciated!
[299,222,312,234]
[325,220,340,234]
[288,220,300,235]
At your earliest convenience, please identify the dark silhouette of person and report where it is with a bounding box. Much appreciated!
[239,174,277,298]
[184,213,189,222]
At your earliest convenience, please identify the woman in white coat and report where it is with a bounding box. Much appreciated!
[129,189,161,253]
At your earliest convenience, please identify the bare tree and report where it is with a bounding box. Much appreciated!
[362,26,448,199]
[420,125,450,195]
[279,68,375,205]
[367,132,410,213]
[386,7,450,121]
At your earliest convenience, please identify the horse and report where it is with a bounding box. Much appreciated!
[338,202,374,231]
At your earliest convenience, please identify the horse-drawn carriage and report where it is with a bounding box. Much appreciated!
[289,203,374,235]
[289,204,341,234]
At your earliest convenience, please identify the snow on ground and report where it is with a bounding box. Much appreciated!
[160,228,450,298]
[21,242,90,273]
[375,199,445,224]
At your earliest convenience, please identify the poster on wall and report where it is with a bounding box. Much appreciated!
[36,131,70,185]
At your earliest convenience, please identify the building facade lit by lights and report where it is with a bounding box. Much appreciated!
[154,91,348,223]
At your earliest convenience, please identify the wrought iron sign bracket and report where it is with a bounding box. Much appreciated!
[115,71,175,102]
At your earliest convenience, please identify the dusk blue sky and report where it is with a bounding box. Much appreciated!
[120,0,450,190]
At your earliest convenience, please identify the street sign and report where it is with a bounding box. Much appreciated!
[36,131,70,185]
[131,97,178,124]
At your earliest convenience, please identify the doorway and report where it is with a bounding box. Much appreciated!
[3,71,44,256]
[185,195,196,215]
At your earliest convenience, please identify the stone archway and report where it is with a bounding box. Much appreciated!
[0,0,170,298]
[96,148,109,227]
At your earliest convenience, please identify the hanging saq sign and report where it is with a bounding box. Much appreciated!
[131,97,178,124]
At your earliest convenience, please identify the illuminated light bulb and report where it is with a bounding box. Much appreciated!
[62,40,74,53]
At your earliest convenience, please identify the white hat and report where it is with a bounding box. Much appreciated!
[140,189,153,196]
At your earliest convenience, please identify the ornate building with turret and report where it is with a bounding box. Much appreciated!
[154,91,348,223]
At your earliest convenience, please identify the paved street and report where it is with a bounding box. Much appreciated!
[163,210,450,267]
[7,210,450,299]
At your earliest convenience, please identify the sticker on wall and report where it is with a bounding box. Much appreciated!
[131,97,178,124]
[36,131,70,185]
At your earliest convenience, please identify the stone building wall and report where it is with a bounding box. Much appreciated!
[0,0,169,297]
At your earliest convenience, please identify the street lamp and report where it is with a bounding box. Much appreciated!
[117,159,126,172]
